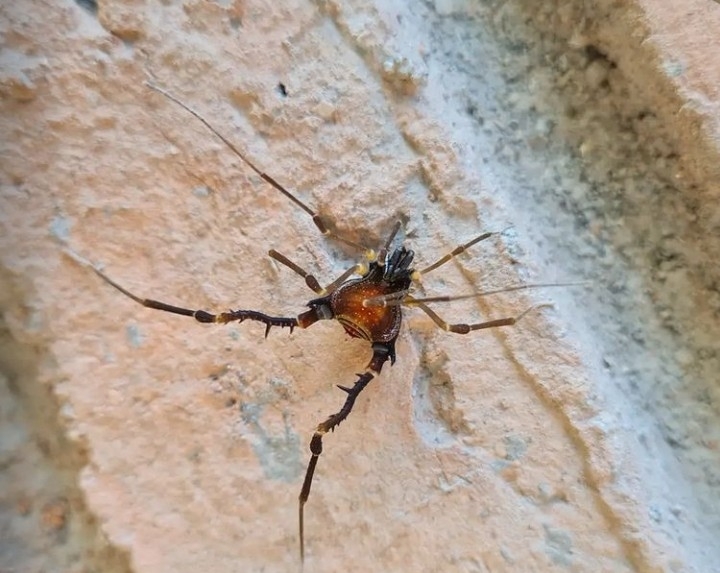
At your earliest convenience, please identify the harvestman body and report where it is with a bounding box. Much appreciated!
[86,83,570,563]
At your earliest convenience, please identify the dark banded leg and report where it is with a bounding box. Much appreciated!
[268,249,324,294]
[375,221,402,265]
[269,249,369,297]
[413,300,551,334]
[298,342,394,563]
[321,263,367,295]
[92,266,298,337]
[145,82,368,253]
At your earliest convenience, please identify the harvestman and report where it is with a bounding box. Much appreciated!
[84,82,573,563]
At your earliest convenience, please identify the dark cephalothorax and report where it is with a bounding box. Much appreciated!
[78,83,574,565]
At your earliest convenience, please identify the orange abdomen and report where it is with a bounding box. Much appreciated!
[330,280,402,343]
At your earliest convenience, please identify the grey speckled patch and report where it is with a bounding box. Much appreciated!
[49,215,72,242]
[240,402,302,482]
[544,524,573,567]
[125,324,144,348]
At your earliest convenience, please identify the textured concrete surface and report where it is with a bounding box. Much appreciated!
[1,1,719,572]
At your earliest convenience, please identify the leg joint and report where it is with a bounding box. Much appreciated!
[193,310,215,323]
[310,434,323,455]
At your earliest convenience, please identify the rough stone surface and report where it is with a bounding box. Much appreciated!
[1,1,719,572]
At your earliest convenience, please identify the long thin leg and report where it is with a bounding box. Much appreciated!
[412,300,551,334]
[269,249,368,297]
[145,82,367,252]
[268,250,324,294]
[298,342,394,563]
[376,221,402,266]
[364,282,581,308]
[321,263,367,294]
[417,231,494,276]
[93,266,298,337]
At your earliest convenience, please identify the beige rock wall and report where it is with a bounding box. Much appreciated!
[1,1,718,572]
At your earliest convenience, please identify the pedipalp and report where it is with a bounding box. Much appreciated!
[298,342,393,563]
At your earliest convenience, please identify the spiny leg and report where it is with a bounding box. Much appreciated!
[298,342,394,563]
[92,266,298,336]
[411,299,552,334]
[416,231,494,276]
[145,82,367,252]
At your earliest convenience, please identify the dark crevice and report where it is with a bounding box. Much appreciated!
[0,291,133,573]
[74,0,98,16]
